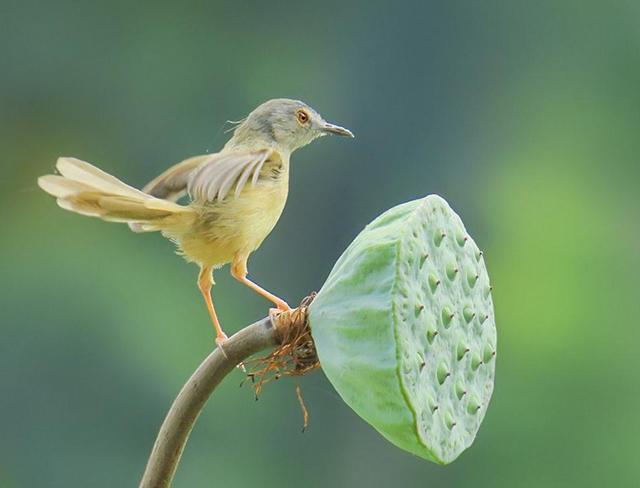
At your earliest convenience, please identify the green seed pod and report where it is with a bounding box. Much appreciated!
[309,195,496,464]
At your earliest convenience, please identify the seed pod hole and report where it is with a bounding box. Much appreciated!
[483,345,496,363]
[442,307,455,328]
[467,397,481,415]
[471,354,483,371]
[427,328,438,344]
[445,412,456,430]
[463,306,476,324]
[457,343,470,361]
[467,272,479,288]
[429,274,441,293]
[437,363,451,385]
[446,263,459,280]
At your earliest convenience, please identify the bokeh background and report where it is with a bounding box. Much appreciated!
[2,1,639,486]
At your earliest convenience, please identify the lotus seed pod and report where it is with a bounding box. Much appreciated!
[309,195,496,464]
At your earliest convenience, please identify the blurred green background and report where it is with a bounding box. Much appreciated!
[2,1,639,486]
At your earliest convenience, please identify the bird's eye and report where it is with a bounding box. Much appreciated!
[296,109,310,125]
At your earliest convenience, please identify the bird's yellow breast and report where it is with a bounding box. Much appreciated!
[176,159,289,267]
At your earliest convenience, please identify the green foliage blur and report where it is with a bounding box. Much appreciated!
[1,1,638,486]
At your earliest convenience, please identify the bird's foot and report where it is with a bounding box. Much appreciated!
[269,304,290,318]
[215,332,229,347]
[215,332,246,371]
[215,332,230,359]
[272,299,291,313]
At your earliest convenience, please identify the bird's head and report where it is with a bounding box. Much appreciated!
[227,99,354,153]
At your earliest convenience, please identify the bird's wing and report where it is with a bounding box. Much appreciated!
[141,155,211,201]
[187,148,273,202]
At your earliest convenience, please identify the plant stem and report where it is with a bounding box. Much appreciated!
[139,316,278,488]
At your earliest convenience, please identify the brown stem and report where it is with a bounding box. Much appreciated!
[139,316,278,488]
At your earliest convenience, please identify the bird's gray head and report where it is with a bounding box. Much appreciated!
[227,99,354,153]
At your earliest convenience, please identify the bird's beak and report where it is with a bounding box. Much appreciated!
[322,121,355,138]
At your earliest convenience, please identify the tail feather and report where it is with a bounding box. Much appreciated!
[56,157,146,198]
[38,157,192,232]
[38,174,96,199]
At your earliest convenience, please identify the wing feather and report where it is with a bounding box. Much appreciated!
[251,152,269,187]
[187,149,273,202]
[235,152,267,198]
[141,155,210,201]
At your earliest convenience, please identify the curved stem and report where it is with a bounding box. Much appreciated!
[139,316,278,488]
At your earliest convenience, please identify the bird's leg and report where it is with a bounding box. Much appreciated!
[231,254,291,313]
[197,266,228,347]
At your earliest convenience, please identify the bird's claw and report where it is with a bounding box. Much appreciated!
[269,304,290,318]
[215,333,230,359]
[215,334,246,371]
[270,300,291,314]
[215,333,229,348]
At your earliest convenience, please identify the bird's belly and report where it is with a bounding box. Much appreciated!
[178,181,288,267]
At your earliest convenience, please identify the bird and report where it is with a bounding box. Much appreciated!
[38,98,354,347]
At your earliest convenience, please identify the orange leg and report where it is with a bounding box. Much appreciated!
[231,254,290,312]
[197,266,228,347]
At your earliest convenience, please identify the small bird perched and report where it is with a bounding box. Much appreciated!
[38,99,353,346]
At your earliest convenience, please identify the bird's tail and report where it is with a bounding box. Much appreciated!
[38,157,194,233]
